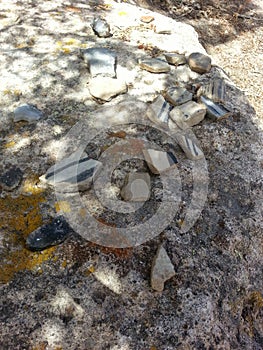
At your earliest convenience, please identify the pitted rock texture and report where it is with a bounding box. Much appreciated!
[0,1,262,350]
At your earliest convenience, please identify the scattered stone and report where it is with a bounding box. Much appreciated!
[143,149,178,174]
[140,15,154,23]
[188,52,212,74]
[91,16,111,38]
[13,104,43,122]
[139,58,170,73]
[164,53,186,66]
[81,47,117,78]
[200,96,232,120]
[197,78,226,103]
[88,77,127,101]
[0,166,23,190]
[40,150,102,192]
[169,122,205,160]
[154,22,172,34]
[151,245,175,292]
[168,108,189,130]
[26,216,73,251]
[171,101,206,127]
[146,95,173,127]
[164,87,193,106]
[121,172,151,202]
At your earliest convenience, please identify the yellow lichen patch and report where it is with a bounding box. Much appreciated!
[4,140,16,148]
[0,193,56,284]
[118,11,127,16]
[21,175,45,195]
[55,201,71,213]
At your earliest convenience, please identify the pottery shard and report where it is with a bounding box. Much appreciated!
[200,96,232,121]
[81,47,117,78]
[168,121,205,160]
[164,53,186,66]
[91,17,111,38]
[26,216,72,251]
[197,78,226,103]
[13,104,43,122]
[121,172,151,202]
[151,245,175,292]
[88,77,127,101]
[143,149,178,174]
[171,101,206,127]
[40,150,102,192]
[146,95,173,127]
[164,87,193,106]
[139,58,170,73]
[188,52,211,74]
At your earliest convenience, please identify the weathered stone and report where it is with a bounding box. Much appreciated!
[140,15,154,23]
[164,87,193,106]
[13,104,43,122]
[121,172,151,202]
[171,101,206,127]
[40,150,102,192]
[91,17,111,38]
[168,121,205,160]
[81,47,117,78]
[146,95,173,128]
[197,78,226,103]
[139,58,170,73]
[168,108,189,130]
[164,53,186,66]
[26,216,72,251]
[143,149,178,174]
[151,245,175,292]
[200,96,232,120]
[188,52,212,74]
[0,166,23,190]
[88,77,127,101]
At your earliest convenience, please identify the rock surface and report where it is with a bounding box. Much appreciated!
[151,245,175,292]
[81,47,117,78]
[0,166,23,190]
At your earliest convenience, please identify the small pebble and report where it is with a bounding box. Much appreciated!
[91,17,111,38]
[13,104,43,122]
[188,52,211,74]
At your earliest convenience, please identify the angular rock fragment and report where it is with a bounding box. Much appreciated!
[40,150,102,192]
[26,216,72,251]
[151,245,175,292]
[171,101,206,127]
[81,47,117,78]
[197,78,226,103]
[88,77,127,101]
[154,22,172,34]
[188,52,211,74]
[143,149,178,174]
[200,96,232,120]
[121,172,151,202]
[146,95,173,127]
[164,53,186,66]
[139,58,170,73]
[91,17,111,38]
[140,15,154,23]
[168,108,189,130]
[164,87,193,106]
[168,121,204,160]
[0,166,23,190]
[13,104,43,122]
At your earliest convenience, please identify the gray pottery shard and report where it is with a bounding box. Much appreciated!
[13,104,43,122]
[81,47,117,78]
[151,245,175,292]
[121,172,151,202]
[143,149,178,174]
[146,95,173,127]
[40,150,102,192]
[200,95,232,120]
[26,216,73,251]
[91,17,111,38]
